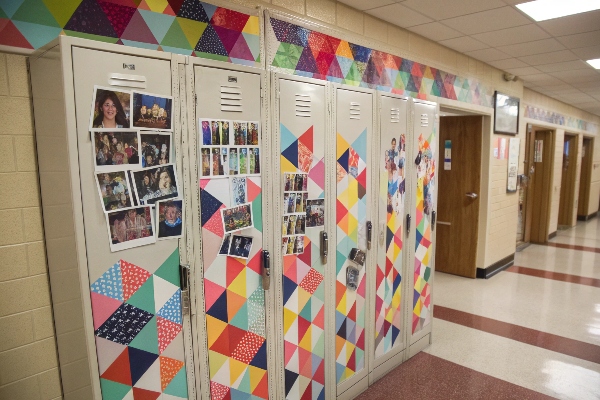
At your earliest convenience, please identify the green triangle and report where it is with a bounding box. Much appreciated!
[63,30,119,44]
[129,316,159,354]
[164,368,189,397]
[299,298,312,321]
[424,266,431,282]
[0,7,7,18]
[126,276,155,314]
[237,369,251,394]
[100,378,131,400]
[43,0,79,27]
[161,18,191,50]
[229,303,249,331]
[13,0,59,27]
[252,193,262,233]
[195,52,228,62]
[273,42,302,70]
[313,330,324,358]
[345,62,361,83]
[154,248,180,286]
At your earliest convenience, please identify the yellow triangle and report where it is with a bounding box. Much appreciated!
[346,178,358,207]
[249,365,266,391]
[337,133,350,159]
[297,287,311,312]
[392,290,401,308]
[347,213,358,239]
[394,243,401,259]
[413,300,422,315]
[230,359,248,384]
[145,0,168,12]
[424,66,434,79]
[243,16,260,35]
[228,268,247,298]
[206,315,228,346]
[177,17,207,49]
[344,367,354,379]
[299,325,312,351]
[336,291,347,314]
[283,307,298,334]
[336,40,353,58]
[281,155,297,173]
[208,350,229,378]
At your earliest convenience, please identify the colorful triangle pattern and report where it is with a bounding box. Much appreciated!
[269,18,493,108]
[90,251,188,399]
[1,0,259,65]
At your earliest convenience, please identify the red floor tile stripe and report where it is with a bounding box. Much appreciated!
[506,265,600,288]
[355,352,553,400]
[546,242,600,253]
[434,305,600,364]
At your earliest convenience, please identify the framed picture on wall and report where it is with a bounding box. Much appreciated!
[494,91,520,135]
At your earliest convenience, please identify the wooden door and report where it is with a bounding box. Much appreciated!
[529,129,555,243]
[558,134,578,226]
[435,116,482,278]
[578,138,593,218]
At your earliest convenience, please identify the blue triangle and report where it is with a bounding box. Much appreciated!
[202,2,217,20]
[90,262,123,301]
[242,32,260,60]
[139,9,175,44]
[11,21,61,49]
[249,341,267,370]
[282,276,297,306]
[281,139,299,168]
[351,128,368,162]
[206,290,228,323]
[284,369,299,396]
[200,188,223,226]
[0,0,24,18]
[230,388,252,400]
[128,347,158,386]
[157,289,182,324]
[280,123,297,153]
[337,149,349,172]
[336,362,345,383]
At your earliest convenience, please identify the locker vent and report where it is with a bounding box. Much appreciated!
[350,102,360,120]
[420,113,429,127]
[390,108,400,123]
[108,73,146,89]
[295,94,311,117]
[220,85,243,112]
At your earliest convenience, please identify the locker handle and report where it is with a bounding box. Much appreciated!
[262,251,271,290]
[179,264,191,316]
[432,211,437,231]
[321,231,328,264]
[406,214,412,235]
[366,221,373,250]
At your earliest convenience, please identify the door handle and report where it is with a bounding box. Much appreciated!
[366,221,373,250]
[262,250,270,290]
[321,231,328,264]
[466,192,478,199]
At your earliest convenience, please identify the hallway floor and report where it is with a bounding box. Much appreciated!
[357,217,600,399]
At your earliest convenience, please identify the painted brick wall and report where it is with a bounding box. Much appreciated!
[0,53,62,400]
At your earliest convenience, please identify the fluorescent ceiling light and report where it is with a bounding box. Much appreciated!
[516,0,600,21]
[587,59,600,69]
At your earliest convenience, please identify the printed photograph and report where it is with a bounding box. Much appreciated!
[231,177,247,206]
[132,164,178,205]
[201,148,211,176]
[221,203,253,233]
[249,148,260,174]
[294,235,305,254]
[295,193,304,213]
[295,215,306,235]
[107,206,155,252]
[221,121,230,145]
[201,120,212,145]
[212,148,224,176]
[140,132,173,168]
[287,215,296,235]
[219,233,231,255]
[156,199,183,240]
[286,193,296,214]
[93,131,140,170]
[239,148,248,175]
[282,237,289,253]
[285,236,294,255]
[229,148,238,175]
[234,121,247,145]
[282,216,289,236]
[228,235,253,259]
[96,171,133,212]
[126,171,138,206]
[284,173,308,192]
[306,199,325,227]
[90,86,131,130]
[132,92,173,130]
[248,122,259,145]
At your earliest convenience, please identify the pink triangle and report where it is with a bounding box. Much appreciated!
[157,316,182,353]
[308,159,325,190]
[120,10,158,44]
[284,341,298,368]
[213,25,241,53]
[121,260,151,301]
[91,292,122,329]
[228,33,254,61]
[296,259,311,284]
[200,179,210,190]
[247,178,261,202]
[284,258,298,283]
[204,279,226,310]
[299,126,314,152]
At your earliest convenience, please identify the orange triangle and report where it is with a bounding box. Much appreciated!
[159,356,184,391]
[252,373,269,398]
[299,126,314,152]
[132,387,160,400]
[138,0,151,11]
[101,348,132,386]
[227,289,246,321]
[163,4,175,16]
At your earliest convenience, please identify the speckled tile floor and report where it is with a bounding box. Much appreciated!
[357,218,600,400]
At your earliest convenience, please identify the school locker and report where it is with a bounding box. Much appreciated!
[29,37,192,399]
[186,58,272,400]
[270,74,331,400]
[407,99,439,357]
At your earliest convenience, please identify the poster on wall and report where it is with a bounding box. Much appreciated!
[507,138,520,193]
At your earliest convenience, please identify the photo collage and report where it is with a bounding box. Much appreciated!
[89,86,183,252]
[281,172,309,255]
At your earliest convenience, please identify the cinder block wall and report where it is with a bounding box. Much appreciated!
[0,53,62,400]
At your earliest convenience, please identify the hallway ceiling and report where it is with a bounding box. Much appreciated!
[339,0,600,116]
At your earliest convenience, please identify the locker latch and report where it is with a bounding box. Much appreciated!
[262,250,271,290]
[406,214,412,235]
[321,231,328,264]
[179,264,190,316]
[431,211,436,231]
[366,221,373,250]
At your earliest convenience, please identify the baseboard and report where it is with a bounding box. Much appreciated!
[476,254,514,279]
[577,211,597,221]
[548,231,557,240]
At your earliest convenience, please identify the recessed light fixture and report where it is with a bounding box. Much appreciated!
[516,0,600,21]
[587,59,600,69]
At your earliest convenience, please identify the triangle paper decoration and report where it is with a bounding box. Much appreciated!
[160,356,184,391]
[129,316,159,355]
[138,8,174,43]
[126,275,155,314]
[101,347,133,386]
[129,347,159,386]
[12,0,59,27]
[100,378,132,400]
[177,0,209,22]
[98,1,137,37]
[132,387,160,400]
[195,23,227,55]
[64,0,118,37]
[120,10,158,44]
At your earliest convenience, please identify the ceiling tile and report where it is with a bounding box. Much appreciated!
[571,45,600,60]
[571,80,600,90]
[337,0,395,11]
[538,10,600,36]
[496,39,565,57]
[519,50,579,66]
[549,69,600,84]
[556,30,600,49]
[559,92,596,103]
[400,0,505,20]
[465,48,512,62]
[408,22,463,41]
[536,60,593,73]
[533,84,575,92]
[488,58,529,69]
[504,66,543,76]
[471,24,550,47]
[439,36,489,52]
[441,7,531,35]
[367,3,433,27]
[520,73,567,85]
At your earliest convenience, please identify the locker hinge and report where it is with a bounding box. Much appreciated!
[194,94,197,107]
[180,264,191,316]
[276,90,280,99]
